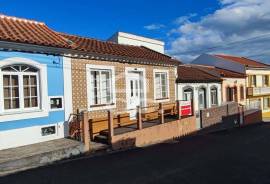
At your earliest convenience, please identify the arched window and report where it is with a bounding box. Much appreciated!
[183,88,193,101]
[210,86,218,106]
[2,64,40,111]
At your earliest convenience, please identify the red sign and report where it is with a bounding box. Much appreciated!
[180,101,192,116]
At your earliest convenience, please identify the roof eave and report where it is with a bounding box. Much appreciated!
[0,41,177,67]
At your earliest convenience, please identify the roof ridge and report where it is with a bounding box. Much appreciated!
[214,54,268,67]
[140,46,172,59]
[0,14,45,25]
[59,32,147,49]
[193,66,221,79]
[215,67,245,75]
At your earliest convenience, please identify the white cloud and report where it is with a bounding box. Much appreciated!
[167,0,270,63]
[144,24,165,30]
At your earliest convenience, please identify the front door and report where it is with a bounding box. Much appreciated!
[127,72,141,119]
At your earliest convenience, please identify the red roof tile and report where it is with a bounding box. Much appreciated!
[0,14,181,65]
[0,15,71,48]
[60,33,180,65]
[215,54,269,68]
[177,65,222,83]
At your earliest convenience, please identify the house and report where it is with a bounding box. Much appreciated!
[176,65,222,114]
[59,33,180,140]
[0,15,73,150]
[191,65,247,105]
[192,54,270,114]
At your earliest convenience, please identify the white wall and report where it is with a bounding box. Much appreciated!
[177,82,222,114]
[108,32,165,54]
[0,122,65,150]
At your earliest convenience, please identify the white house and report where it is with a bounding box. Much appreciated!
[176,65,222,114]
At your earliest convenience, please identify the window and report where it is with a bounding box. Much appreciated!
[263,75,269,87]
[210,87,218,106]
[263,97,270,110]
[226,87,233,102]
[240,86,245,100]
[155,72,168,99]
[89,69,113,106]
[183,88,193,101]
[2,65,39,111]
[249,75,256,87]
[50,96,63,110]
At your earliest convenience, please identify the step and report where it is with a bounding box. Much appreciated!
[100,130,109,136]
[0,138,85,176]
[94,135,109,144]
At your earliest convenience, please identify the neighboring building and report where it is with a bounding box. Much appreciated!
[108,32,165,54]
[192,54,270,113]
[60,33,179,120]
[176,65,222,114]
[192,65,247,105]
[0,15,73,150]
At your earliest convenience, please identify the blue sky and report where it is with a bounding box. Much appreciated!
[1,0,270,63]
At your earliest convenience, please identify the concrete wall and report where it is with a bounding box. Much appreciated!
[108,32,165,54]
[111,116,196,150]
[243,109,262,126]
[200,102,239,128]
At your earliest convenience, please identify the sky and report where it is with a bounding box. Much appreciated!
[1,0,270,63]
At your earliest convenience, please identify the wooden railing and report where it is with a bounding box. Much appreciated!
[80,100,193,151]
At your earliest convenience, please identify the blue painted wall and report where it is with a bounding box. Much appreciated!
[0,51,65,131]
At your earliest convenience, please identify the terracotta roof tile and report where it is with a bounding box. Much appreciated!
[0,15,71,48]
[0,14,181,65]
[177,65,222,83]
[60,33,181,65]
[215,54,269,68]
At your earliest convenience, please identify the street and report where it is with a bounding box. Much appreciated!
[1,123,270,184]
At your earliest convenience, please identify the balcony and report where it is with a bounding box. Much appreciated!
[247,87,270,96]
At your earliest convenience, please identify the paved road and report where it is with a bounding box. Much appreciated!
[1,123,270,184]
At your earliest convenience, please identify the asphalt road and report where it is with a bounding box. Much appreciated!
[1,123,270,184]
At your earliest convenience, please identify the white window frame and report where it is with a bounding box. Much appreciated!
[210,87,218,106]
[86,64,116,111]
[153,69,170,103]
[49,96,64,112]
[0,57,49,122]
[2,69,40,113]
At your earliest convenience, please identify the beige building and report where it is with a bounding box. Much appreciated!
[60,33,179,121]
[192,54,270,114]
